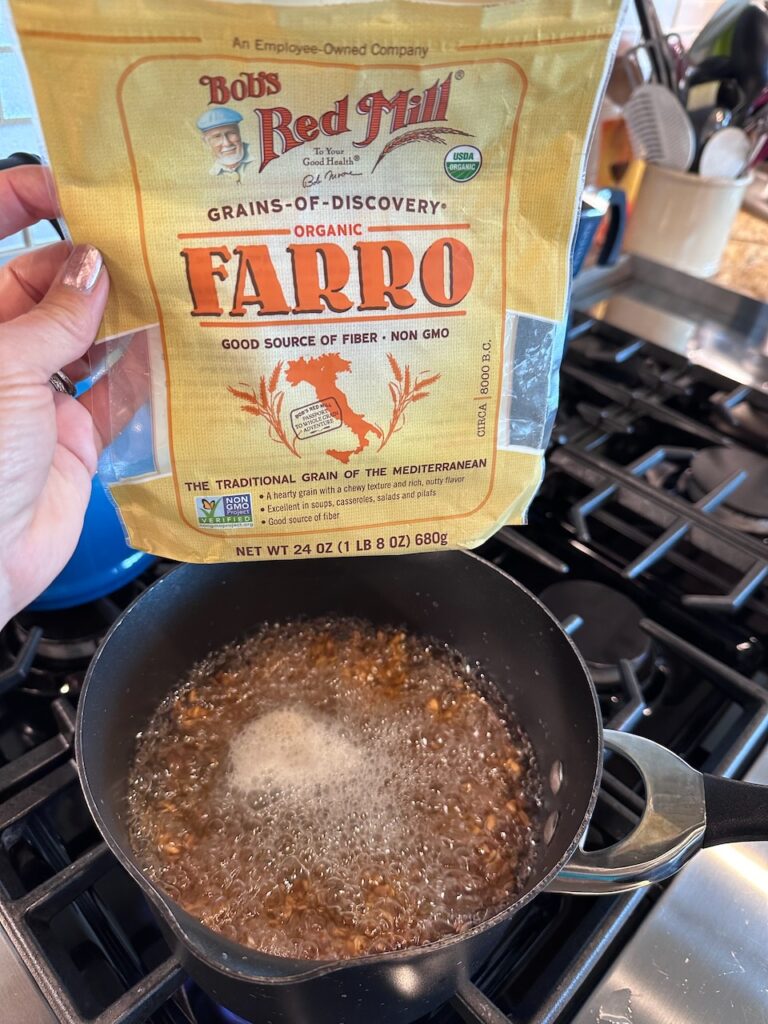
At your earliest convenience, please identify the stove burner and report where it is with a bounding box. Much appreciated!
[9,565,172,681]
[711,399,768,450]
[14,609,103,665]
[685,446,768,535]
[186,983,252,1024]
[540,580,652,685]
[218,1010,249,1024]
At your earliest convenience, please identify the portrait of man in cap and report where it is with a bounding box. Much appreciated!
[197,107,254,182]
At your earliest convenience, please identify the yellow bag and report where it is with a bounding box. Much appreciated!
[11,0,623,562]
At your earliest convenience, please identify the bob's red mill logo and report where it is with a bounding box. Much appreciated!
[199,71,454,172]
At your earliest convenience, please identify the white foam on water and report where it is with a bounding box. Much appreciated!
[229,707,364,795]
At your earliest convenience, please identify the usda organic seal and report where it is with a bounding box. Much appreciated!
[444,145,482,182]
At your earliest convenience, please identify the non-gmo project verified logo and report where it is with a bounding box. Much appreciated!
[195,493,253,527]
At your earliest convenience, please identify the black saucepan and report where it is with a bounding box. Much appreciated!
[75,553,768,1024]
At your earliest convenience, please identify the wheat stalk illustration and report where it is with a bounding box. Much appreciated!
[372,127,474,171]
[379,353,440,451]
[227,361,300,458]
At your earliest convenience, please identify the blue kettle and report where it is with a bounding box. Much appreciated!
[28,471,154,610]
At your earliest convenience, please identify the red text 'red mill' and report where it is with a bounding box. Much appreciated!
[200,72,454,171]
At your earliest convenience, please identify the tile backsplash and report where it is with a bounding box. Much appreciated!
[0,0,58,262]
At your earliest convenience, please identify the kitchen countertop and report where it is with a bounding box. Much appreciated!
[712,210,768,302]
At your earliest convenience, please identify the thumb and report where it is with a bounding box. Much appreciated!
[0,244,109,382]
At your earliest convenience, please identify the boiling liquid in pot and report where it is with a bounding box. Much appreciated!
[127,617,542,959]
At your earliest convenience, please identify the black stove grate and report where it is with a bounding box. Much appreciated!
[566,313,768,457]
[536,331,768,675]
[0,695,186,1024]
[551,443,768,610]
[0,311,766,1024]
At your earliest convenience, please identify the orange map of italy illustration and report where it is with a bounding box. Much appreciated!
[284,355,381,463]
[228,353,439,463]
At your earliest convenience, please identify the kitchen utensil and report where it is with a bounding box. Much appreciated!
[716,78,744,113]
[739,90,768,168]
[743,90,768,130]
[749,85,768,112]
[690,105,734,171]
[748,133,768,166]
[699,105,734,146]
[572,187,626,276]
[688,0,752,65]
[684,55,734,97]
[699,125,753,176]
[625,84,696,170]
[625,162,752,276]
[664,32,687,98]
[618,35,688,103]
[633,0,675,90]
[729,2,768,111]
[76,554,768,1024]
[747,115,768,158]
[685,2,768,114]
[607,51,646,106]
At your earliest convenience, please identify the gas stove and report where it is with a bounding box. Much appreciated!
[1,310,768,1024]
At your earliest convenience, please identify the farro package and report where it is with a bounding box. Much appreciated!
[11,0,623,562]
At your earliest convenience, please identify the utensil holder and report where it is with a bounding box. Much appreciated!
[624,163,752,278]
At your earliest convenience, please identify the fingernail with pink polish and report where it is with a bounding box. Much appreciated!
[61,244,103,293]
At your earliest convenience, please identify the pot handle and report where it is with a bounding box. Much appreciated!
[548,731,707,895]
[701,774,768,847]
[550,732,768,895]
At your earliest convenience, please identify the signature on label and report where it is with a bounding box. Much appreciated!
[302,169,364,188]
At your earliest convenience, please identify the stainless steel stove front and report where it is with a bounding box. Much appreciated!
[0,920,56,1024]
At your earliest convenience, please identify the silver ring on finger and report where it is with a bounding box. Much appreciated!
[48,370,77,398]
